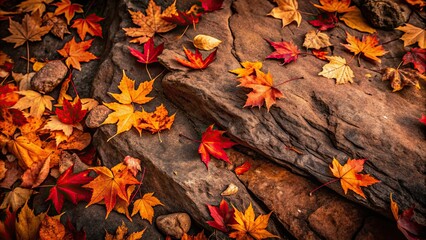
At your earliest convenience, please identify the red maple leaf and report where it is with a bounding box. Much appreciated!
[56,98,87,124]
[0,208,16,240]
[129,37,164,64]
[265,39,300,64]
[46,165,94,213]
[176,47,217,70]
[198,124,236,168]
[0,84,19,108]
[206,199,236,233]
[71,13,104,40]
[420,114,426,125]
[200,0,224,12]
[162,10,202,26]
[403,48,425,74]
[234,161,251,175]
[308,12,338,31]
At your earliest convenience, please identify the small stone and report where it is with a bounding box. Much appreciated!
[30,60,68,94]
[156,213,191,239]
[361,0,410,29]
[85,105,110,128]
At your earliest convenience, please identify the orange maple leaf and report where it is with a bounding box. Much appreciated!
[71,13,104,40]
[313,0,357,13]
[229,61,263,78]
[57,37,97,70]
[237,69,283,111]
[83,163,140,218]
[342,32,388,63]
[229,203,278,240]
[329,158,380,198]
[53,0,83,25]
[176,47,217,69]
[136,104,175,134]
[181,231,208,240]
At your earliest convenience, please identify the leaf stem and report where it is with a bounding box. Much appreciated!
[309,178,340,196]
[178,133,201,143]
[157,131,162,143]
[37,184,55,188]
[145,64,152,80]
[275,76,304,87]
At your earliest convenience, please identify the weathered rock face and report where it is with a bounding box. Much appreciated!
[360,0,410,29]
[158,0,426,223]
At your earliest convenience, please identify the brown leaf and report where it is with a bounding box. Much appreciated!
[16,201,46,240]
[0,160,23,189]
[267,0,302,27]
[39,215,66,240]
[0,187,33,211]
[381,67,425,92]
[43,12,70,39]
[303,30,332,50]
[21,157,50,188]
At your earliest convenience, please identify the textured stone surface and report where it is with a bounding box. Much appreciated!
[30,60,67,94]
[156,213,191,239]
[159,0,426,222]
[361,0,410,29]
[85,105,110,128]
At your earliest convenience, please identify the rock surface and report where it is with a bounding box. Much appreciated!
[30,60,68,94]
[156,213,191,239]
[159,0,426,223]
[360,0,410,29]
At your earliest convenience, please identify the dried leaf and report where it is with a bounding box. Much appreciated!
[136,104,175,134]
[21,157,50,188]
[308,12,338,31]
[198,124,236,168]
[221,183,238,196]
[123,156,142,177]
[18,0,53,15]
[318,56,354,84]
[381,67,425,92]
[0,187,33,212]
[229,61,262,78]
[57,37,97,71]
[181,231,207,240]
[340,7,376,33]
[162,10,202,27]
[193,34,222,50]
[109,70,154,105]
[57,97,87,124]
[7,135,49,168]
[265,39,300,64]
[39,215,66,240]
[0,159,23,189]
[390,194,426,240]
[235,161,251,175]
[43,115,83,137]
[131,192,163,224]
[303,30,333,49]
[405,0,426,7]
[267,0,302,27]
[43,12,70,39]
[53,0,83,25]
[12,90,54,118]
[12,72,35,91]
[206,199,236,233]
[105,221,145,240]
[0,160,6,180]
[402,48,425,74]
[342,32,387,62]
[58,129,91,150]
[313,0,357,13]
[71,13,104,40]
[396,24,425,48]
[16,201,46,240]
[176,47,217,69]
[0,208,16,240]
[128,37,164,64]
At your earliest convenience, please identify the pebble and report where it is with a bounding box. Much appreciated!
[31,60,68,94]
[156,213,191,239]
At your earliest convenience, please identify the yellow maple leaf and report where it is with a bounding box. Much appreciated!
[229,203,278,240]
[12,90,54,118]
[105,221,145,240]
[7,135,49,168]
[396,24,425,49]
[318,56,354,84]
[16,201,46,240]
[136,104,175,134]
[2,13,52,48]
[313,0,357,13]
[109,70,154,105]
[17,0,53,15]
[131,192,163,224]
[102,102,144,140]
[123,0,177,44]
[342,32,388,63]
[267,0,302,27]
[303,30,333,50]
[229,61,263,78]
[43,115,83,137]
[340,7,376,34]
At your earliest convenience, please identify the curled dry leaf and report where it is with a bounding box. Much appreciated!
[303,30,332,50]
[381,67,425,92]
[267,0,302,27]
[318,56,354,84]
[221,183,238,196]
[206,199,236,233]
[123,155,141,177]
[193,34,222,50]
[7,135,50,168]
[235,161,251,175]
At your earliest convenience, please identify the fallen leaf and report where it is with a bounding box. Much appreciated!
[18,0,53,15]
[136,104,175,134]
[330,158,380,198]
[123,155,142,177]
[402,48,425,74]
[57,73,73,106]
[0,187,33,212]
[57,97,87,125]
[57,37,98,71]
[57,129,91,150]
[265,39,300,64]
[21,157,50,188]
[396,24,425,48]
[405,0,426,7]
[102,103,143,139]
[2,13,52,48]
[0,160,6,180]
[129,37,164,64]
[181,231,207,240]
[81,98,99,111]
[114,185,135,221]
[12,72,35,91]
[39,215,66,240]
[229,203,278,240]
[131,192,163,224]
[0,208,16,240]
[53,0,83,25]
[198,124,236,168]
[221,183,238,196]
[0,84,19,108]
[235,161,251,175]
[420,114,426,125]
[229,61,263,78]
[237,69,284,111]
[43,12,70,39]
[342,32,387,63]
[207,199,236,233]
[109,70,154,105]
[312,49,329,60]
[46,165,93,213]
[381,67,425,92]
[176,47,217,69]
[318,56,354,84]
[71,13,104,40]
[105,221,145,240]
[12,90,54,118]
[308,12,338,31]
[340,7,376,33]
[43,115,83,137]
[390,194,426,240]
[193,34,222,50]
[267,0,302,27]
[83,163,140,218]
[123,0,177,44]
[0,160,23,189]
[7,135,49,168]
[200,0,224,12]
[303,30,333,49]
[313,0,356,13]
[16,201,46,240]
[162,10,202,27]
